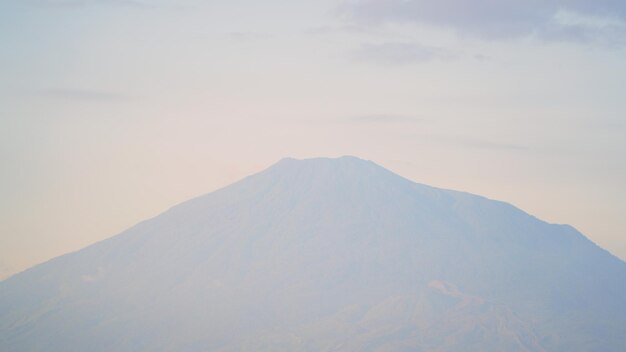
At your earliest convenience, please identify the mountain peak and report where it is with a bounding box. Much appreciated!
[273,155,375,169]
[237,156,425,208]
[256,155,396,188]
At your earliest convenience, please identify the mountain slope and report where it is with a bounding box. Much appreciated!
[1,156,625,351]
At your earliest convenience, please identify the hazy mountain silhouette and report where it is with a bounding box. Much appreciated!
[1,156,625,351]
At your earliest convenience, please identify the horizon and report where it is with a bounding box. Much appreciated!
[3,154,624,281]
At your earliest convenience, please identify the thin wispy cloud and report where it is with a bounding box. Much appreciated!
[33,88,133,102]
[28,0,158,10]
[413,133,530,152]
[351,42,458,65]
[341,0,626,44]
[226,32,271,42]
[349,114,423,124]
[455,139,529,151]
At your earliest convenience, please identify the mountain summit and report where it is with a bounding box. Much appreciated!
[1,156,625,351]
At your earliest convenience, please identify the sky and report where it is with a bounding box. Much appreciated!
[1,0,625,279]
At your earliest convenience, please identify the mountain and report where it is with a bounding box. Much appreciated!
[1,156,625,351]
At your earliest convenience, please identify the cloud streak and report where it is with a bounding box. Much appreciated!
[348,114,423,124]
[412,133,530,152]
[454,139,529,151]
[33,88,133,102]
[342,0,626,43]
[28,0,157,10]
[351,42,458,65]
[226,32,271,42]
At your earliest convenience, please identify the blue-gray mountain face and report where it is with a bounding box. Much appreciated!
[1,157,625,351]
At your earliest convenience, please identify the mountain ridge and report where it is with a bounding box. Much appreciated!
[1,156,625,351]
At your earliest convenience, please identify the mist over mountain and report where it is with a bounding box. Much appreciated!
[1,156,625,351]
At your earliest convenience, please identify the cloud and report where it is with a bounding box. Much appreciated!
[351,42,458,65]
[28,0,157,10]
[226,32,271,42]
[34,88,133,102]
[412,133,529,152]
[455,139,529,151]
[341,0,626,43]
[348,114,423,124]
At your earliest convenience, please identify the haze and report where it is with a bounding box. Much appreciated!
[1,0,626,279]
